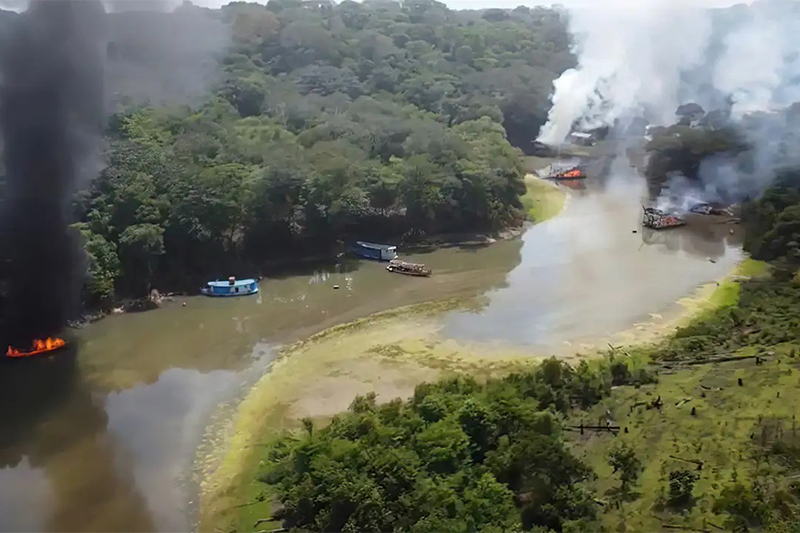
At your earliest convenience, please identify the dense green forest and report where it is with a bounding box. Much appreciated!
[72,0,573,306]
[260,357,653,532]
[252,171,800,532]
[743,169,800,270]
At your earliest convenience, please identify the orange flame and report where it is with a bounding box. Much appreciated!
[552,167,585,179]
[6,337,66,358]
[562,169,584,178]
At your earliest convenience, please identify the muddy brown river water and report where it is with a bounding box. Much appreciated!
[0,175,743,532]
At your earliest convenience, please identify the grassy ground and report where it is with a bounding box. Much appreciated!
[571,259,800,532]
[521,174,567,224]
[575,350,800,532]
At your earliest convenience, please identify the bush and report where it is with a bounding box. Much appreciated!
[667,468,698,509]
[713,481,770,529]
[260,360,611,532]
[608,443,642,492]
[609,359,631,386]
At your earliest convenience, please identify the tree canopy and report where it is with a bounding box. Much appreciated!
[259,357,652,532]
[69,0,574,304]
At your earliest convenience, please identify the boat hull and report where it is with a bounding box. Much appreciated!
[386,260,432,277]
[201,286,259,297]
[4,343,69,360]
[386,266,431,277]
[550,174,586,180]
[643,220,687,230]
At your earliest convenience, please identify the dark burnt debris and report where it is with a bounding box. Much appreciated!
[642,207,687,230]
[688,202,735,216]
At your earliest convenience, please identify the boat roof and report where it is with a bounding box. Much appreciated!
[390,259,424,267]
[356,241,396,250]
[207,279,257,288]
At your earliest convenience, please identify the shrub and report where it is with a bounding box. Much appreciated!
[667,468,698,509]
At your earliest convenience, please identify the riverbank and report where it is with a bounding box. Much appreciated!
[197,262,752,532]
[196,299,539,531]
[521,174,567,223]
[238,257,800,532]
[196,177,571,531]
[605,258,768,349]
[202,254,776,532]
[568,259,800,532]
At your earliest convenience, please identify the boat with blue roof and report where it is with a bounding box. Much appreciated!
[201,276,259,297]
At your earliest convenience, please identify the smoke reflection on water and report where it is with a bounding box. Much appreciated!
[0,350,156,532]
[0,343,276,532]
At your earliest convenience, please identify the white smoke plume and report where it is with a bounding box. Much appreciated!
[655,157,753,213]
[539,0,800,145]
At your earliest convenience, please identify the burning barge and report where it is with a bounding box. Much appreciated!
[539,164,587,181]
[642,207,687,230]
[642,201,740,230]
[6,336,68,359]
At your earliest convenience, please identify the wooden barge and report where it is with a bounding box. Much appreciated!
[386,259,432,277]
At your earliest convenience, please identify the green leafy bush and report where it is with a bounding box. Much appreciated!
[258,359,633,532]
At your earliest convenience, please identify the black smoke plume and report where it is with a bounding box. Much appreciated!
[0,0,106,349]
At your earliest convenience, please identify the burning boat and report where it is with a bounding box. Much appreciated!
[642,206,687,230]
[386,259,432,277]
[541,164,587,180]
[6,337,67,359]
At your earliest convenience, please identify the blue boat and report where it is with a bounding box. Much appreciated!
[201,277,259,297]
[348,241,398,261]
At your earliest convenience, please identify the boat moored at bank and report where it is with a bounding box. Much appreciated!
[386,259,432,277]
[201,277,259,297]
[348,241,398,261]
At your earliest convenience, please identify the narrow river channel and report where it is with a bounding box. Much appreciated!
[0,175,743,532]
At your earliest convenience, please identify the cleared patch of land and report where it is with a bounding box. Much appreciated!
[575,350,800,531]
[570,259,799,532]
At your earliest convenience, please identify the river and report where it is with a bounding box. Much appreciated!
[0,175,743,532]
